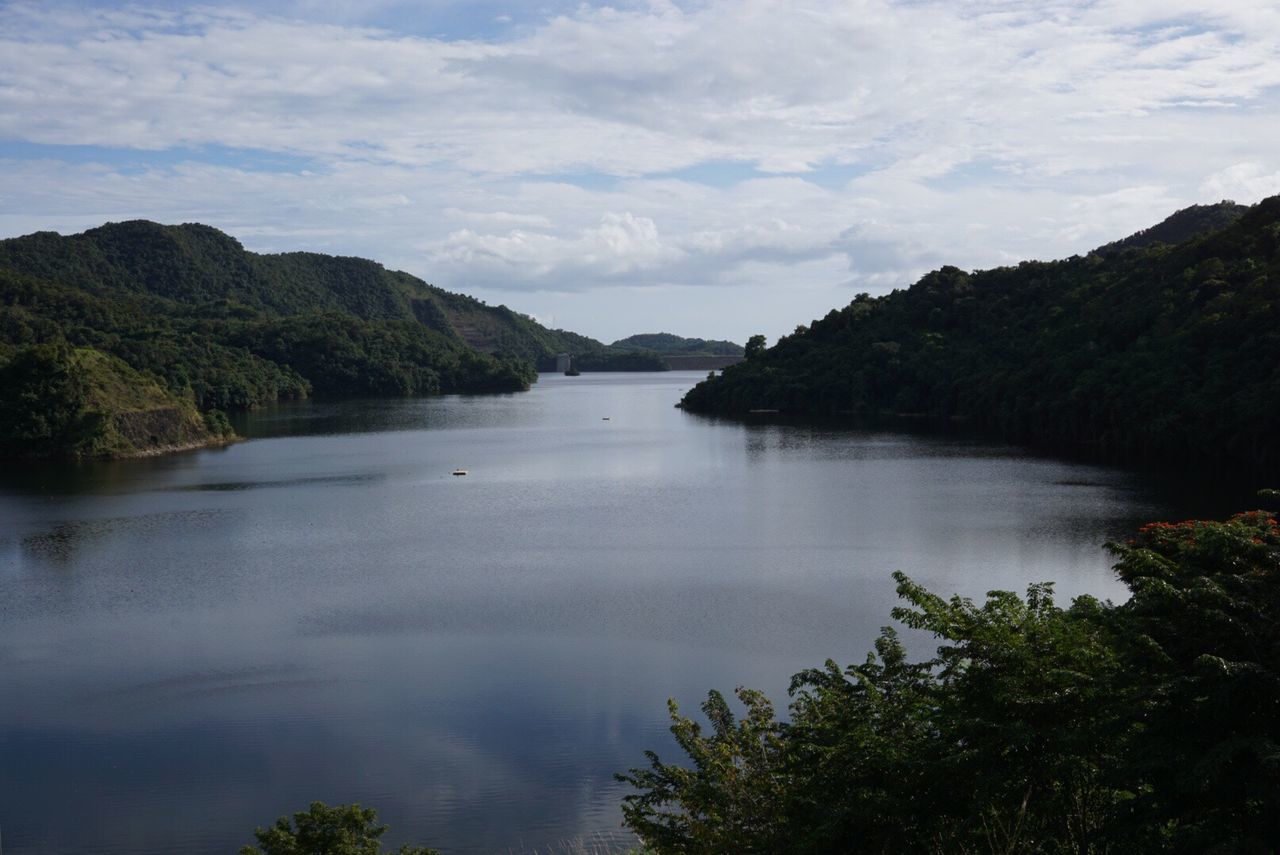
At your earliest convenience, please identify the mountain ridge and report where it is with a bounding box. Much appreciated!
[0,219,603,361]
[1093,200,1248,256]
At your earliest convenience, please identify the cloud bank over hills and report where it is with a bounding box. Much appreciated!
[2,0,1278,340]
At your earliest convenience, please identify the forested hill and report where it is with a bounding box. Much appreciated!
[680,195,1280,469]
[0,220,616,456]
[1094,200,1248,255]
[610,332,743,356]
[0,220,600,361]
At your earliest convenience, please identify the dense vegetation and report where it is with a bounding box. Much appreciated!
[0,220,612,399]
[0,220,596,359]
[0,220,743,455]
[241,802,440,855]
[0,342,225,458]
[610,333,744,357]
[1094,201,1247,256]
[0,220,627,455]
[619,497,1280,853]
[680,198,1280,470]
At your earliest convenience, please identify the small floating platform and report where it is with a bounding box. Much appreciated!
[451,468,469,476]
[748,408,780,414]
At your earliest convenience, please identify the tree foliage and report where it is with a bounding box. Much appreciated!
[240,802,439,855]
[0,220,598,361]
[619,688,789,853]
[1108,510,1280,849]
[0,222,566,456]
[0,342,213,458]
[620,500,1280,853]
[0,342,97,456]
[681,197,1280,470]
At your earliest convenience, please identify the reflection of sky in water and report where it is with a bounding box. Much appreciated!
[0,373,1258,854]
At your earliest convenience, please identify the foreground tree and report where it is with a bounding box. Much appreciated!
[241,802,440,855]
[1108,509,1280,850]
[619,497,1280,853]
[617,688,789,853]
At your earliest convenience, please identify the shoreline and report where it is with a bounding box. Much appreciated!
[114,434,244,459]
[0,433,243,463]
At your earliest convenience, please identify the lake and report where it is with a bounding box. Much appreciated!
[0,372,1254,854]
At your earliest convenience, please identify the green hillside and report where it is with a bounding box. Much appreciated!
[1094,200,1248,256]
[0,344,224,458]
[0,221,743,391]
[0,263,534,412]
[0,219,645,455]
[0,220,601,361]
[680,196,1280,469]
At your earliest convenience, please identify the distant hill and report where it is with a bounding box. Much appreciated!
[1094,201,1248,256]
[680,195,1280,470]
[609,332,743,356]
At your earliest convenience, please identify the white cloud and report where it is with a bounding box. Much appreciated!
[1200,162,1280,202]
[0,0,1278,341]
[442,209,554,228]
[432,212,680,281]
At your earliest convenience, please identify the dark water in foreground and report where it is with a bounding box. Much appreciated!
[0,373,1256,854]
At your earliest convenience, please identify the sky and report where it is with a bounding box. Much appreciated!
[2,1,1279,344]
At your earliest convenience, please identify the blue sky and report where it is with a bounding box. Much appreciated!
[2,0,1279,342]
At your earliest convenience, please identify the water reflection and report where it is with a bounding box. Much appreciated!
[230,392,535,439]
[11,510,230,574]
[0,373,1261,854]
[161,473,387,492]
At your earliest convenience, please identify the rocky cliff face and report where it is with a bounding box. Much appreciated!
[109,406,220,456]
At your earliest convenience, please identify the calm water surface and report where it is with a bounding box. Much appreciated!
[0,373,1254,853]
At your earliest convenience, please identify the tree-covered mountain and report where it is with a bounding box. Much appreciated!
[0,219,628,456]
[1094,200,1248,256]
[609,332,743,356]
[0,220,602,361]
[680,196,1280,470]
